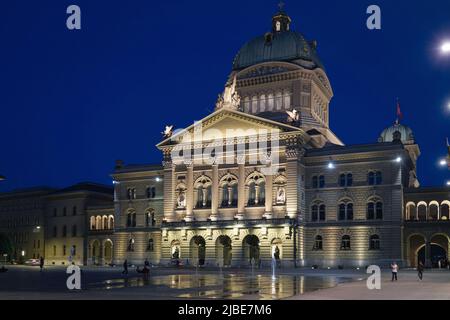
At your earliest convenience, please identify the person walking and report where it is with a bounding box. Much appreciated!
[391,262,398,281]
[417,261,424,281]
[39,256,44,272]
[122,259,128,275]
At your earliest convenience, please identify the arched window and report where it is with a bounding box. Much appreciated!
[347,174,353,187]
[244,97,250,113]
[417,203,427,221]
[368,172,375,185]
[275,91,283,110]
[147,238,154,252]
[251,96,258,113]
[267,93,274,111]
[319,205,326,221]
[127,211,136,227]
[195,176,212,209]
[259,94,266,112]
[369,235,380,250]
[102,216,108,230]
[368,171,382,185]
[367,200,383,220]
[246,172,266,207]
[319,175,325,188]
[429,202,439,221]
[339,203,353,221]
[146,210,156,227]
[108,216,114,229]
[71,225,77,237]
[90,216,96,230]
[340,173,353,187]
[376,202,383,220]
[375,171,382,185]
[339,174,346,187]
[313,235,323,251]
[441,202,450,220]
[311,205,318,221]
[220,174,238,208]
[340,235,351,251]
[96,216,102,230]
[283,90,292,109]
[312,176,318,189]
[406,203,416,221]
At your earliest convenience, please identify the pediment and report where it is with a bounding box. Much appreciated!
[157,108,303,148]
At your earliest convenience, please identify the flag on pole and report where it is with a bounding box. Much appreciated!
[396,99,403,122]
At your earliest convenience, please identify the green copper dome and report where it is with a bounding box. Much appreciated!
[232,30,324,71]
[379,123,415,144]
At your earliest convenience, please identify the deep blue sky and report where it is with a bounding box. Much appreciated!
[0,0,449,192]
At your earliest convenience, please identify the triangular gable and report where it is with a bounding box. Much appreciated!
[157,108,303,148]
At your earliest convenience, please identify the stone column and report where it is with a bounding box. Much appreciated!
[163,160,176,222]
[264,159,273,219]
[185,162,194,222]
[286,148,299,219]
[210,164,219,221]
[236,156,246,220]
[425,240,432,268]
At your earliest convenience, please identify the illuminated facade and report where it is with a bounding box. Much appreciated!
[0,7,448,269]
[109,8,446,269]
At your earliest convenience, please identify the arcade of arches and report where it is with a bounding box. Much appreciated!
[89,239,114,265]
[407,234,449,268]
[169,234,286,267]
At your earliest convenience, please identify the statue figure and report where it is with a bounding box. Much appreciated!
[276,187,286,204]
[216,75,241,110]
[162,125,174,139]
[286,109,300,126]
[177,192,186,208]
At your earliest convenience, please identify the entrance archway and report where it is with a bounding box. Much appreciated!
[408,234,425,267]
[216,236,232,267]
[418,244,447,268]
[90,240,101,265]
[190,236,206,266]
[243,235,260,265]
[104,240,113,265]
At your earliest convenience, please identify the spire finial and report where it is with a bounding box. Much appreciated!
[273,1,291,32]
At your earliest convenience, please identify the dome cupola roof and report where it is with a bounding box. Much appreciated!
[232,6,324,71]
[378,122,415,144]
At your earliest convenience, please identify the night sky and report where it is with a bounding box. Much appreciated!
[0,0,449,192]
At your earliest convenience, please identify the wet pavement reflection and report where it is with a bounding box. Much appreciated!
[89,273,351,300]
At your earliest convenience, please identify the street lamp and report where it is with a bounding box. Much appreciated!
[442,41,450,54]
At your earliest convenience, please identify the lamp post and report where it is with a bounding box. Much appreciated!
[442,41,450,54]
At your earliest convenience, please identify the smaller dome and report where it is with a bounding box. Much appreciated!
[378,122,415,144]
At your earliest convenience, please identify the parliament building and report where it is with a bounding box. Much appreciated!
[1,8,449,269]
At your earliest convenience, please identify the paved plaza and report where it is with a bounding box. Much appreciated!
[0,265,449,300]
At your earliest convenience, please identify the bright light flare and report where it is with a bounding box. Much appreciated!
[442,42,450,54]
[440,159,448,167]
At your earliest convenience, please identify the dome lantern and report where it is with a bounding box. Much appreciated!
[272,2,291,33]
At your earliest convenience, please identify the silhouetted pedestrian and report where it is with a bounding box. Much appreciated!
[122,259,128,275]
[39,256,44,272]
[391,262,398,281]
[417,261,424,280]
